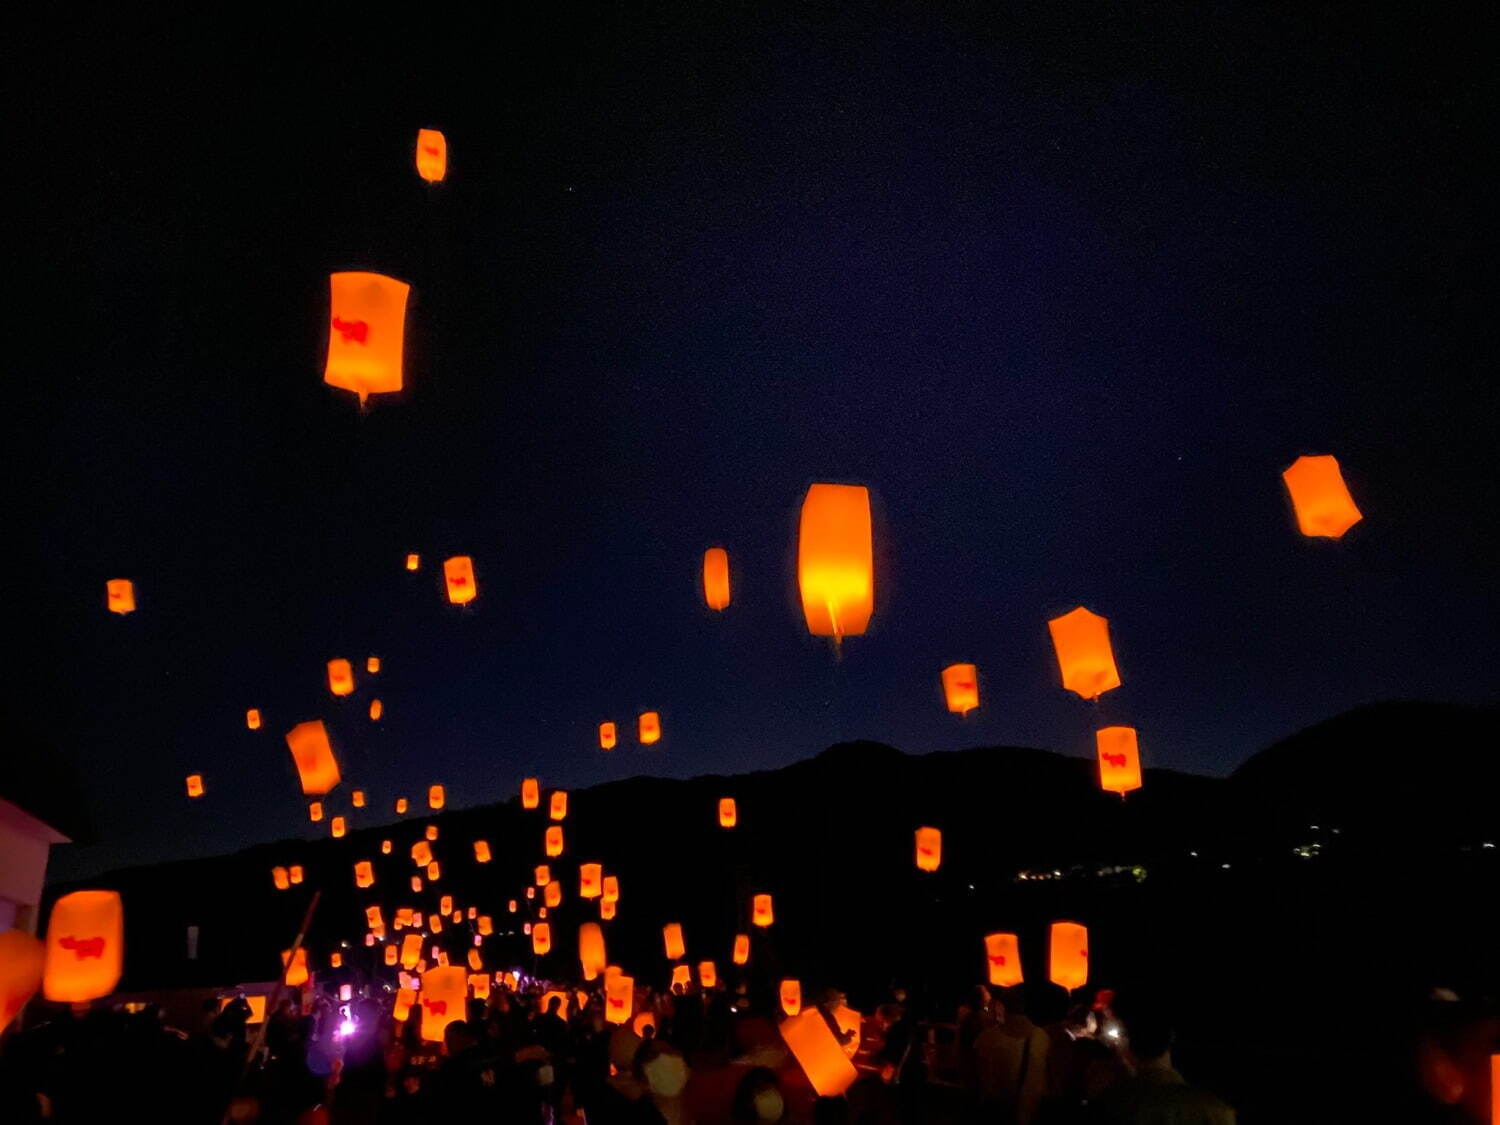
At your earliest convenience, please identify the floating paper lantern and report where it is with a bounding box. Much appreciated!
[185,774,204,798]
[288,865,304,885]
[419,966,466,1042]
[366,906,384,930]
[327,659,355,697]
[285,721,341,795]
[106,579,136,615]
[532,923,552,955]
[426,862,441,881]
[330,816,346,838]
[1048,921,1089,991]
[381,839,392,855]
[439,895,453,917]
[719,798,737,828]
[550,791,568,821]
[599,722,617,750]
[281,948,309,988]
[579,863,603,899]
[369,699,383,721]
[602,875,620,904]
[443,556,477,605]
[428,785,445,810]
[366,656,381,675]
[780,1009,857,1096]
[1095,726,1143,797]
[1282,454,1362,538]
[470,973,490,1000]
[914,827,942,873]
[698,961,718,989]
[1047,607,1121,700]
[578,923,607,980]
[535,865,551,886]
[331,954,343,970]
[663,923,686,961]
[984,933,1023,987]
[324,271,409,404]
[354,861,374,889]
[522,778,540,809]
[780,979,802,1017]
[410,875,423,893]
[393,986,417,1021]
[473,840,491,863]
[411,841,433,867]
[395,797,408,814]
[545,881,562,908]
[425,825,439,841]
[600,899,617,920]
[732,934,750,966]
[384,944,399,966]
[352,790,366,808]
[272,866,290,891]
[405,553,420,571]
[478,915,494,936]
[638,711,661,744]
[941,663,979,715]
[605,974,634,1024]
[429,914,443,933]
[703,547,731,610]
[42,891,124,1002]
[633,1010,658,1037]
[797,483,874,640]
[246,709,262,731]
[415,128,447,183]
[308,802,324,823]
[545,826,563,857]
[671,964,692,990]
[752,894,774,927]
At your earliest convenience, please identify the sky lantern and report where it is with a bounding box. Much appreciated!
[579,863,603,899]
[405,553,420,571]
[473,840,491,863]
[42,891,123,1003]
[281,948,309,987]
[663,923,686,961]
[308,802,324,823]
[352,789,366,808]
[393,987,417,1022]
[1282,454,1362,538]
[105,578,136,615]
[366,906,384,931]
[288,865,303,885]
[532,922,552,956]
[246,709,262,731]
[732,934,750,966]
[535,865,552,886]
[366,656,380,675]
[469,973,490,999]
[381,839,392,855]
[354,861,374,889]
[1047,607,1121,700]
[914,827,942,872]
[1096,726,1144,797]
[602,876,620,904]
[550,791,568,821]
[272,866,290,891]
[411,841,433,867]
[545,881,563,908]
[439,894,453,918]
[427,861,441,881]
[941,663,979,716]
[546,826,564,857]
[698,961,718,989]
[600,899,617,920]
[324,271,409,404]
[780,1009,857,1097]
[425,825,439,841]
[185,774,204,798]
[632,1011,658,1037]
[284,721,341,796]
[522,778,540,809]
[384,944,399,967]
[331,953,344,970]
[330,816,347,838]
[429,913,443,933]
[467,949,484,972]
[780,979,802,1017]
[599,722,617,750]
[428,785,445,810]
[605,974,634,1024]
[719,798,737,828]
[443,556,477,605]
[369,699,383,722]
[984,933,1024,988]
[1049,921,1090,992]
[752,894,774,927]
[578,923,607,980]
[478,915,494,936]
[415,128,447,183]
[638,711,662,745]
[797,483,874,642]
[670,964,692,990]
[410,875,423,893]
[419,966,466,1042]
[326,659,355,697]
[703,547,731,610]
[395,797,408,814]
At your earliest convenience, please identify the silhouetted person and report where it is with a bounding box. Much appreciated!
[1091,994,1234,1124]
[975,986,1050,1124]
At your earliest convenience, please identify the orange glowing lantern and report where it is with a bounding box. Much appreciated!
[663,923,686,961]
[550,791,568,821]
[429,913,443,933]
[1048,921,1089,992]
[780,1009,857,1096]
[405,553,420,571]
[246,709,262,730]
[780,979,802,1017]
[732,934,750,966]
[1047,607,1121,700]
[272,866,290,891]
[600,899,617,920]
[419,966,466,1042]
[473,840,491,863]
[366,656,380,675]
[698,961,718,989]
[983,933,1023,988]
[366,905,384,930]
[522,778,540,808]
[532,923,552,956]
[579,863,603,899]
[439,895,453,917]
[410,875,423,893]
[719,798,737,828]
[941,663,979,715]
[470,973,490,1000]
[443,556,477,605]
[384,944,399,966]
[427,862,441,881]
[797,483,874,641]
[369,699,383,722]
[331,816,347,838]
[428,785,445,810]
[1,930,44,1033]
[535,865,552,886]
[464,948,482,972]
[308,802,324,823]
[395,797,408,814]
[632,1010,658,1037]
[1282,454,1362,538]
[638,711,661,745]
[833,1005,862,1058]
[671,964,692,990]
[288,865,304,885]
[539,989,570,1018]
[703,547,731,610]
[602,876,619,903]
[185,774,204,798]
[105,578,136,615]
[326,659,355,697]
[415,128,447,183]
[478,915,494,936]
[599,722,617,750]
[578,923,607,980]
[752,894,774,927]
[281,948,309,988]
[411,841,432,867]
[545,881,563,909]
[324,271,409,404]
[352,789,366,808]
[425,825,438,841]
[285,720,341,795]
[1095,726,1144,797]
[381,839,392,855]
[393,987,417,1021]
[914,827,942,873]
[354,861,374,889]
[331,953,344,970]
[545,826,564,857]
[605,974,634,1024]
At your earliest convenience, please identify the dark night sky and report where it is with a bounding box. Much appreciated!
[11,4,1495,881]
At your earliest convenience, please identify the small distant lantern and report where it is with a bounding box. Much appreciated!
[732,934,750,966]
[703,547,731,610]
[719,798,737,828]
[1095,726,1144,797]
[185,774,204,798]
[638,711,662,744]
[545,826,563,857]
[914,827,942,872]
[1282,454,1362,538]
[106,579,136,615]
[599,722,617,750]
[443,556,477,605]
[663,923,686,961]
[752,894,774,927]
[522,778,540,809]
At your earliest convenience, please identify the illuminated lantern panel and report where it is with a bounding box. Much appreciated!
[599,722,617,750]
[411,841,432,867]
[308,802,324,823]
[381,839,392,855]
[384,945,399,967]
[272,866,290,891]
[288,865,304,885]
[331,954,344,970]
[914,827,942,873]
[1095,726,1144,797]
[703,547,731,610]
[465,949,482,973]
[797,483,874,640]
[405,553,421,572]
[426,825,439,841]
[401,934,424,969]
[393,987,417,1021]
[324,271,409,404]
[366,656,381,675]
[600,900,617,921]
[719,798,737,828]
[428,785,445,810]
[478,916,494,936]
[410,876,423,893]
[285,721,342,796]
[535,865,552,886]
[327,659,355,697]
[246,709,262,730]
[330,816,346,839]
[663,923,686,961]
[395,798,409,815]
[633,1011,658,1037]
[639,711,661,745]
[354,861,374,889]
[105,579,136,615]
[698,961,718,989]
[281,948,309,988]
[419,966,466,1043]
[780,1009,857,1097]
[984,933,1024,988]
[605,974,634,1025]
[671,964,692,990]
[470,974,490,1000]
[522,778,540,809]
[443,556,477,605]
[545,826,564,857]
[429,914,443,933]
[780,979,802,1017]
[602,876,620,904]
[578,923,607,980]
[473,840,492,863]
[43,891,124,1003]
[752,894,774,928]
[579,863,603,899]
[366,906,384,930]
[415,128,448,183]
[532,923,552,955]
[1047,607,1121,700]
[427,862,441,882]
[550,791,568,821]
[369,699,383,722]
[1282,454,1362,538]
[185,775,204,798]
[545,882,563,909]
[1049,921,1090,992]
[941,663,979,715]
[732,934,750,966]
[834,1005,862,1058]
[352,790,366,808]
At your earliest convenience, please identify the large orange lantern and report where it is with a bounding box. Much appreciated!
[330,816,347,838]
[719,798,737,828]
[185,774,204,798]
[599,722,617,750]
[246,708,262,730]
[780,979,802,1016]
[411,841,433,867]
[663,923,686,961]
[545,881,563,908]
[443,556,477,605]
[415,128,447,183]
[605,974,634,1024]
[780,1009,857,1096]
[579,863,603,899]
[324,271,409,404]
[578,923,607,980]
[602,876,620,904]
[1095,726,1143,797]
[703,547,731,610]
[914,827,942,873]
[545,826,564,857]
[752,894,774,927]
[797,483,874,641]
[428,785,445,810]
[941,663,979,715]
[285,721,341,795]
[1048,921,1089,992]
[535,865,552,886]
[1047,607,1121,700]
[532,923,552,956]
[326,659,355,697]
[419,966,466,1042]
[522,778,540,809]
[732,934,750,966]
[473,840,491,863]
[105,578,136,615]
[1282,454,1362,538]
[698,961,718,989]
[984,933,1024,988]
[354,861,374,889]
[272,866,290,891]
[550,791,568,821]
[281,948,309,987]
[638,711,661,744]
[0,930,45,1033]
